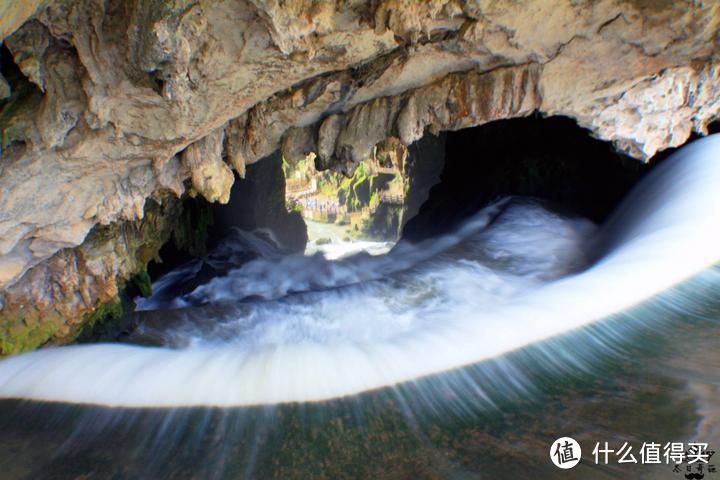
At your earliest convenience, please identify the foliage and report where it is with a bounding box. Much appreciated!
[287,198,304,213]
[369,190,379,208]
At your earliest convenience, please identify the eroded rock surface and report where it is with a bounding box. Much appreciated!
[0,0,719,350]
[0,194,182,354]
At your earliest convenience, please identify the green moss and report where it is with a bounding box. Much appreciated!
[339,175,353,191]
[333,164,374,212]
[131,270,153,298]
[369,190,379,208]
[0,316,61,356]
[359,203,401,241]
[173,195,214,256]
[74,298,124,342]
[0,194,186,355]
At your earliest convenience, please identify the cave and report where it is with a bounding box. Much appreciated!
[2,3,720,478]
[205,114,654,260]
[146,114,706,287]
[74,112,720,352]
[402,116,649,242]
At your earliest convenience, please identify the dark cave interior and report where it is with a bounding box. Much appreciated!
[403,115,680,242]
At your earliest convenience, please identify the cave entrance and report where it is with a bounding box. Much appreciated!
[128,113,713,326]
[402,115,651,242]
[282,155,403,259]
[146,114,710,292]
[281,134,446,259]
[262,114,656,258]
[283,154,399,258]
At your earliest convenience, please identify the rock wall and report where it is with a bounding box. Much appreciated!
[0,193,182,354]
[0,0,719,351]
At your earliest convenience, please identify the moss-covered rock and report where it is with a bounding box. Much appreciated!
[360,203,402,240]
[130,270,153,298]
[74,297,124,342]
[172,195,215,257]
[0,315,60,356]
[0,192,184,356]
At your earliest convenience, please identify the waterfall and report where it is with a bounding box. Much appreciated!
[0,135,719,408]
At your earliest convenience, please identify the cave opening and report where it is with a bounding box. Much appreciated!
[84,113,720,346]
[268,114,674,261]
[402,116,652,242]
[0,44,43,159]
[278,133,446,260]
[136,113,720,312]
[146,113,712,289]
[0,44,24,96]
[282,148,407,259]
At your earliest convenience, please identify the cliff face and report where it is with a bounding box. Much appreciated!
[0,0,719,352]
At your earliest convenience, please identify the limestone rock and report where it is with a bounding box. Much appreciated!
[181,129,233,204]
[589,64,720,158]
[0,194,182,355]
[0,0,47,42]
[5,20,50,92]
[317,114,344,170]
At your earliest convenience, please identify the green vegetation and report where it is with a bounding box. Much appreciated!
[287,199,303,213]
[285,156,405,241]
[131,269,153,298]
[75,297,124,341]
[0,315,61,356]
[369,190,379,208]
[0,290,125,355]
[336,163,371,211]
[172,195,214,256]
[358,203,402,240]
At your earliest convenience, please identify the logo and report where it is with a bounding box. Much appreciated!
[551,437,582,469]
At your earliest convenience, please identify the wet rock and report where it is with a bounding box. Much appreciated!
[0,194,182,355]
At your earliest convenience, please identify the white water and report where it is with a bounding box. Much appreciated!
[303,219,394,260]
[1,135,720,408]
[305,238,393,260]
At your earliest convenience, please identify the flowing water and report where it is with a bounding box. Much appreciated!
[303,219,394,260]
[0,136,719,479]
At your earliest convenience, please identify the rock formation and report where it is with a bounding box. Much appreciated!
[0,0,719,352]
[214,152,308,253]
